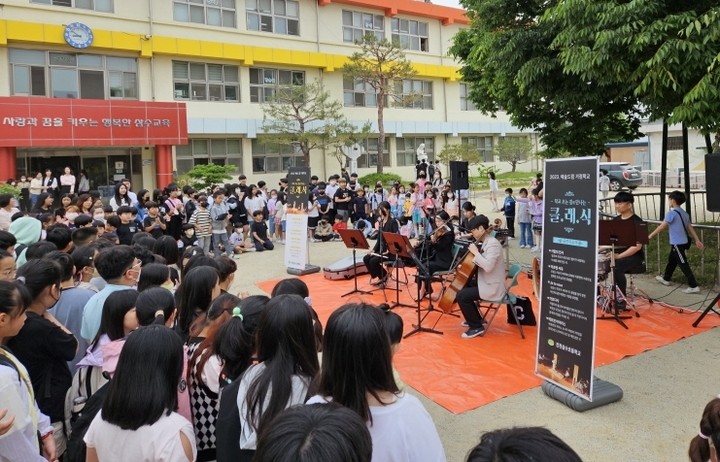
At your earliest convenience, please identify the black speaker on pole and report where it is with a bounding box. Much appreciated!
[449,161,470,190]
[706,154,720,212]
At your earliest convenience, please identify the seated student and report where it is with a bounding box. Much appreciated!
[180,223,198,250]
[250,210,274,252]
[314,215,334,242]
[229,224,253,255]
[254,404,372,462]
[332,215,347,241]
[83,326,196,462]
[466,427,582,462]
[308,303,445,462]
[114,206,138,246]
[454,215,506,339]
[355,219,372,237]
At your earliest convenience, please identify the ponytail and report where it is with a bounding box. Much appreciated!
[689,398,720,462]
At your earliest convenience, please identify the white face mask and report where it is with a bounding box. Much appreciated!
[93,214,104,221]
[434,174,440,179]
[66,213,79,221]
[330,181,337,186]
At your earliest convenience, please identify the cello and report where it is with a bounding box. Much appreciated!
[436,218,503,313]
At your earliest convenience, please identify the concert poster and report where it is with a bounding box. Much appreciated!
[535,157,598,401]
[284,167,310,271]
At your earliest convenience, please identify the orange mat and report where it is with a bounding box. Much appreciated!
[257,272,720,414]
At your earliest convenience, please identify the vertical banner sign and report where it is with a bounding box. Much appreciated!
[284,167,310,271]
[535,157,598,401]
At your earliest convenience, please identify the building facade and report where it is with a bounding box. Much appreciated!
[0,0,533,192]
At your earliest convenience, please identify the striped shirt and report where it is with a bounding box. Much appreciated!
[190,209,212,237]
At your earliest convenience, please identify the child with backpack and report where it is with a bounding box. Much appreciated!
[500,188,516,239]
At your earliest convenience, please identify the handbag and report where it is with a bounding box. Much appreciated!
[506,296,536,326]
[673,209,692,249]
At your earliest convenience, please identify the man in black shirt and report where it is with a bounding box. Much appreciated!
[333,178,352,223]
[115,205,138,245]
[251,210,274,251]
[610,192,646,307]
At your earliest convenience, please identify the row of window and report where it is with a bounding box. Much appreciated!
[175,136,516,175]
[31,0,433,52]
[9,50,480,111]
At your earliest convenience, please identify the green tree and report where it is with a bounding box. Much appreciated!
[547,0,720,137]
[261,79,359,167]
[449,0,642,158]
[437,143,482,166]
[186,164,236,191]
[494,137,533,172]
[343,34,418,173]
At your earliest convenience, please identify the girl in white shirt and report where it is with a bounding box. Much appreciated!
[60,167,76,195]
[84,325,196,462]
[307,303,446,462]
[488,171,500,212]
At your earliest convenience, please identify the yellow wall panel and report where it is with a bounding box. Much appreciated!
[111,32,140,51]
[153,36,178,54]
[176,39,201,56]
[0,21,7,46]
[223,43,245,61]
[200,41,224,59]
[92,30,114,49]
[7,21,45,43]
[291,51,310,66]
[272,48,292,65]
[251,47,273,64]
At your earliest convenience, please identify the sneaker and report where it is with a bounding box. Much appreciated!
[460,320,469,327]
[246,247,257,252]
[233,254,242,259]
[461,326,486,339]
[530,247,541,253]
[682,286,700,294]
[507,236,515,240]
[655,276,670,286]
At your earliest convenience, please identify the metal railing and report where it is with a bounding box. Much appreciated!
[600,191,720,223]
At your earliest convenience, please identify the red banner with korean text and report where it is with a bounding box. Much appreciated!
[0,97,188,147]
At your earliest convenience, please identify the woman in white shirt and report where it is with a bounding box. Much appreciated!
[243,184,266,216]
[0,194,20,232]
[236,294,319,462]
[60,167,76,196]
[307,302,446,462]
[29,172,43,208]
[84,325,196,462]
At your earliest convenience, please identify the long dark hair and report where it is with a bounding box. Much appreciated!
[91,289,139,348]
[34,193,53,211]
[136,287,176,326]
[15,259,62,304]
[101,326,184,430]
[137,263,170,292]
[136,189,150,209]
[319,303,399,424]
[245,294,319,436]
[174,266,219,335]
[113,182,130,207]
[690,398,720,462]
[154,235,179,266]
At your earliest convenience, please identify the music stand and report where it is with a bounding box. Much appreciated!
[338,228,372,298]
[597,220,647,329]
[382,232,417,311]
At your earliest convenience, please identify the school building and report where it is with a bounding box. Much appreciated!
[0,0,535,192]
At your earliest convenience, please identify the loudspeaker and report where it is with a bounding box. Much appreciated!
[706,154,720,212]
[449,161,470,190]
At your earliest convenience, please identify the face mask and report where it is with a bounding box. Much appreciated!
[94,214,104,221]
[271,195,277,200]
[161,281,175,292]
[66,213,79,221]
[330,181,337,186]
[364,187,369,193]
[20,178,26,182]
[434,174,440,179]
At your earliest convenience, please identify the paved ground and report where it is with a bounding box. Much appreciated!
[228,186,720,462]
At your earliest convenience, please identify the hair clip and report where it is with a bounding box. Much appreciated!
[232,306,243,321]
[303,296,312,306]
[16,276,26,284]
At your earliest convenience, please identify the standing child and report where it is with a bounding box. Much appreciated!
[189,196,212,254]
[599,170,610,199]
[388,187,399,219]
[396,185,407,218]
[530,188,544,253]
[274,193,286,244]
[648,190,704,293]
[307,192,319,240]
[443,189,459,219]
[516,188,533,249]
[409,183,425,237]
[266,189,278,238]
[488,171,500,212]
[351,188,369,226]
[250,210,274,251]
[115,206,138,245]
[143,202,167,239]
[210,191,233,258]
[500,188,516,239]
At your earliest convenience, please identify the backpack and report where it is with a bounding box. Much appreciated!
[64,365,108,439]
[66,382,110,462]
[0,352,20,381]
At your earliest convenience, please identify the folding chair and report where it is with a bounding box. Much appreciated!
[475,263,525,338]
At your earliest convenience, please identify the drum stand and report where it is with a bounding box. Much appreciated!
[596,240,632,329]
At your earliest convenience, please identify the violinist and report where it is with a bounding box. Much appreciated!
[363,201,398,288]
[456,215,506,339]
[412,210,455,301]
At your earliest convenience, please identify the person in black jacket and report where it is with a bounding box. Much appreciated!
[363,202,398,287]
[413,210,455,301]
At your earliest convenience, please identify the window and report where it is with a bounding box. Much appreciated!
[32,0,113,13]
[175,139,243,175]
[9,49,137,100]
[393,79,433,109]
[172,62,239,102]
[391,18,428,52]
[342,10,384,43]
[249,68,305,103]
[667,136,684,150]
[356,138,390,169]
[246,0,299,36]
[459,83,476,111]
[173,0,236,28]
[396,137,434,166]
[343,76,377,107]
[252,139,305,173]
[463,136,494,162]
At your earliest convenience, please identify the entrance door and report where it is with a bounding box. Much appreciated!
[29,155,81,180]
[82,157,109,197]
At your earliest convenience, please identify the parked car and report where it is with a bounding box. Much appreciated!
[600,162,642,191]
